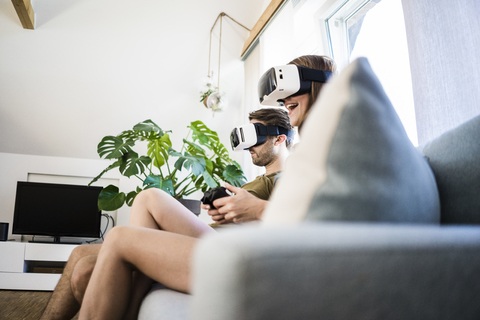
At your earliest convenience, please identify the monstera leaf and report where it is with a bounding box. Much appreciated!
[97,136,135,159]
[223,164,247,187]
[133,119,164,135]
[173,152,206,177]
[189,121,220,147]
[120,151,152,177]
[183,139,206,157]
[212,139,232,161]
[143,175,175,196]
[189,121,231,161]
[125,187,143,207]
[98,185,126,211]
[201,170,218,188]
[148,134,172,169]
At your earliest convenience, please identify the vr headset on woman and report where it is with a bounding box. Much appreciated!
[258,65,333,106]
[230,122,294,151]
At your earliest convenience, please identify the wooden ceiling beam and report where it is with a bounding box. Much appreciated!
[11,0,35,30]
[241,0,287,58]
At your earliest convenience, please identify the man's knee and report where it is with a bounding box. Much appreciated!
[69,244,101,265]
[70,255,97,304]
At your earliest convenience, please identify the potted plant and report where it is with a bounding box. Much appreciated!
[199,86,216,108]
[88,119,247,213]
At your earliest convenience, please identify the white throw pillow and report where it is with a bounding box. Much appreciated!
[263,58,440,224]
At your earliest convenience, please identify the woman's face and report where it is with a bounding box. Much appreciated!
[283,93,310,127]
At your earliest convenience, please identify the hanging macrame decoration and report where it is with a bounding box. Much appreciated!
[200,13,250,114]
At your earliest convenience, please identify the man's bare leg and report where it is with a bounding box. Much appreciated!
[122,272,154,320]
[40,244,101,320]
[70,255,97,304]
[79,226,197,320]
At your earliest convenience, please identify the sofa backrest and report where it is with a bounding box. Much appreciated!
[418,115,480,224]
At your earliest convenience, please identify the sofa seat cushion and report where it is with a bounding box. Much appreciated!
[418,114,480,224]
[192,224,480,320]
[263,58,440,224]
[138,283,191,320]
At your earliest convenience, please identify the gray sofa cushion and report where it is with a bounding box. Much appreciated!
[192,224,480,320]
[138,283,190,320]
[418,114,480,224]
[263,58,440,224]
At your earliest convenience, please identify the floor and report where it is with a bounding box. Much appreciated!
[0,290,79,320]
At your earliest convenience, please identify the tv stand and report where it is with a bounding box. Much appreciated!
[0,241,78,290]
[29,237,82,245]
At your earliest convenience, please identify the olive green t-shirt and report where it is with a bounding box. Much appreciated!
[241,171,281,200]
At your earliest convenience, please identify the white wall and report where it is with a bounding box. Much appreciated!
[0,0,266,237]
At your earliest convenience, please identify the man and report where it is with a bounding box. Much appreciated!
[41,108,293,320]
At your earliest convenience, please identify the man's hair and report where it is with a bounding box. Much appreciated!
[249,108,294,149]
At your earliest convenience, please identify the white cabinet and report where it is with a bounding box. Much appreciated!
[25,243,76,261]
[0,242,77,291]
[0,242,24,273]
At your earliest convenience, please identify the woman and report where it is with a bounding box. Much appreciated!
[77,55,336,320]
[284,55,336,129]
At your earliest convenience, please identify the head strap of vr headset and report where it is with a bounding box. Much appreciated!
[254,123,294,139]
[298,66,333,83]
[287,66,333,99]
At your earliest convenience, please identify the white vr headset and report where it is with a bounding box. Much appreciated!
[258,65,333,106]
[230,122,294,151]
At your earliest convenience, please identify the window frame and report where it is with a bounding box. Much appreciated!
[324,0,374,70]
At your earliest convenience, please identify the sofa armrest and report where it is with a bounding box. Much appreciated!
[191,223,480,320]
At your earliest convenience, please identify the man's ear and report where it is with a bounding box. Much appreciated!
[274,134,287,146]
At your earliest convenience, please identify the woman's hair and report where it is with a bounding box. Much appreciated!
[249,108,294,149]
[288,55,337,130]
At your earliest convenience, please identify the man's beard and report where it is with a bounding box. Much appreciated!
[251,143,277,167]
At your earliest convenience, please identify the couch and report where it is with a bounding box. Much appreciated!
[138,59,480,320]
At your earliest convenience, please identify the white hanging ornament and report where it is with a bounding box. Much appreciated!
[206,91,227,112]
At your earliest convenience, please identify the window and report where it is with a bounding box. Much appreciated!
[247,0,417,148]
[325,0,418,145]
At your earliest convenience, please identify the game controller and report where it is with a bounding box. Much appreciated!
[200,187,230,209]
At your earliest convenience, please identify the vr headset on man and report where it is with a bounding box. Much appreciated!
[258,64,333,106]
[230,122,294,151]
[230,64,332,151]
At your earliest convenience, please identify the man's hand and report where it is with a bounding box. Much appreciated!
[201,183,267,224]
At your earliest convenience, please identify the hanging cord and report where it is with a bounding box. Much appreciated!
[86,213,115,243]
[207,12,251,89]
[218,14,222,92]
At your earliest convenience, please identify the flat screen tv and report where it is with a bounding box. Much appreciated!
[13,181,102,243]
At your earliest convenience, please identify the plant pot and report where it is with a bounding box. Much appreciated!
[178,199,201,216]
